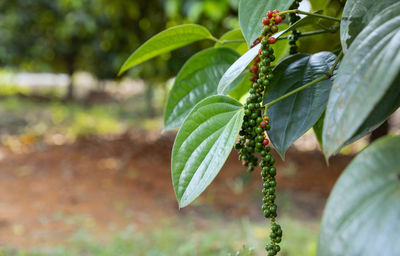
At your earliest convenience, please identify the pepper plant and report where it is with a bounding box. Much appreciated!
[119,0,400,255]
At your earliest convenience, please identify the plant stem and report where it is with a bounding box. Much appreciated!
[218,39,247,44]
[278,29,333,40]
[210,36,221,43]
[330,51,343,74]
[278,9,340,22]
[264,75,329,109]
[297,10,341,22]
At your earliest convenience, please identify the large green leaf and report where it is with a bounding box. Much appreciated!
[215,28,248,55]
[171,95,244,207]
[228,72,252,101]
[340,0,399,52]
[119,24,213,75]
[263,52,337,158]
[217,44,260,98]
[318,135,400,256]
[238,0,295,45]
[344,79,400,146]
[323,3,400,157]
[217,70,250,96]
[164,47,240,131]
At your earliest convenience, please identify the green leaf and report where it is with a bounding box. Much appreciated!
[217,44,260,97]
[340,0,399,52]
[344,79,400,146]
[322,3,400,157]
[318,135,400,256]
[164,47,240,131]
[217,70,249,95]
[228,72,252,101]
[263,52,337,158]
[171,95,244,207]
[119,24,214,75]
[238,0,295,46]
[215,28,248,55]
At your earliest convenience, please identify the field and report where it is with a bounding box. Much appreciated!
[0,94,353,255]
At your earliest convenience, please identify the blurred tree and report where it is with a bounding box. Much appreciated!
[0,0,239,107]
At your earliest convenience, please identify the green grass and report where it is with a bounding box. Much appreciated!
[0,216,319,256]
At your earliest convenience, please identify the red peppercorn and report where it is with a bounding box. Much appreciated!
[254,56,260,63]
[262,17,270,26]
[262,139,269,145]
[260,121,267,128]
[266,11,273,18]
[250,74,258,82]
[275,15,282,24]
[258,49,262,55]
[268,37,276,44]
[273,10,279,14]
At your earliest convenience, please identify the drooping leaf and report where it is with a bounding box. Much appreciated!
[340,0,399,52]
[171,95,244,207]
[164,47,240,131]
[263,52,337,158]
[215,28,248,55]
[318,135,400,256]
[218,70,249,96]
[323,3,400,157]
[217,44,260,97]
[119,24,214,75]
[238,0,295,46]
[228,72,252,101]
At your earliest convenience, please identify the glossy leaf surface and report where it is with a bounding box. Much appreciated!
[164,47,240,131]
[119,24,213,74]
[239,0,295,45]
[263,52,336,158]
[340,0,399,52]
[323,3,400,157]
[318,135,400,256]
[171,95,244,207]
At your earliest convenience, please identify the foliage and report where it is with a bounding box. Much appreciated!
[119,0,400,255]
[318,135,400,255]
[0,0,239,82]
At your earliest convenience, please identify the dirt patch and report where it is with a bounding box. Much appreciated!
[0,131,352,248]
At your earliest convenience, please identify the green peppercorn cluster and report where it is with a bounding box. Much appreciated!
[234,10,283,256]
[288,0,303,54]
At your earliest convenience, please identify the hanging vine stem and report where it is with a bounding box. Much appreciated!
[264,51,343,110]
[278,9,341,22]
[278,27,339,40]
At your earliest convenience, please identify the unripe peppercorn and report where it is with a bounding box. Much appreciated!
[270,25,278,33]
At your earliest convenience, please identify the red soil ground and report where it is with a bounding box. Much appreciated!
[0,131,352,249]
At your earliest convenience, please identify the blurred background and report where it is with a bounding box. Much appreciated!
[0,0,399,255]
